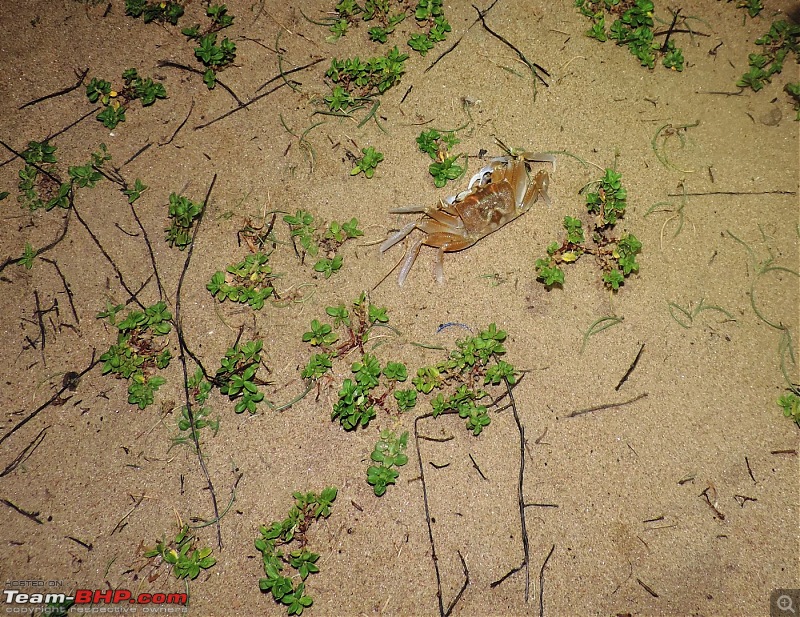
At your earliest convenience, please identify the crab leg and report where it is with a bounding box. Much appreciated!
[397,238,423,286]
[380,221,417,253]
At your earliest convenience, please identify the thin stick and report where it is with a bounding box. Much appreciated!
[444,551,469,617]
[504,376,532,602]
[157,61,244,106]
[615,343,644,391]
[0,427,49,477]
[473,4,549,87]
[174,174,224,548]
[538,544,555,617]
[566,392,648,418]
[1,498,43,524]
[0,352,98,447]
[19,68,90,110]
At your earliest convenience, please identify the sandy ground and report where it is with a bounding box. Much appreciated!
[0,1,798,616]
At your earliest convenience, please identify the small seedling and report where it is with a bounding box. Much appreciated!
[125,0,184,24]
[123,178,148,204]
[575,0,686,71]
[736,0,763,18]
[98,301,172,409]
[777,391,800,426]
[215,340,266,414]
[350,146,384,178]
[367,430,408,495]
[282,210,363,276]
[416,129,465,187]
[256,487,337,616]
[171,368,219,451]
[207,252,276,310]
[166,192,204,249]
[182,6,237,89]
[736,20,799,94]
[535,169,642,291]
[86,69,167,129]
[144,524,216,580]
[408,0,451,55]
[16,141,70,211]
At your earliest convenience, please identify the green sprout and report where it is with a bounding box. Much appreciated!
[536,169,641,290]
[144,524,216,580]
[98,301,173,409]
[256,487,337,616]
[350,146,384,178]
[207,253,275,310]
[367,430,409,495]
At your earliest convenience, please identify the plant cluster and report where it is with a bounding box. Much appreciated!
[416,129,465,188]
[576,0,685,71]
[207,252,276,310]
[367,429,409,495]
[283,210,364,276]
[165,192,204,249]
[98,301,172,409]
[16,142,111,213]
[16,141,68,212]
[172,368,219,451]
[182,4,237,89]
[324,47,408,112]
[735,0,763,19]
[736,20,800,118]
[407,0,451,55]
[215,340,267,414]
[144,524,216,580]
[125,0,184,24]
[411,324,515,436]
[535,168,642,291]
[778,391,800,427]
[256,488,337,616]
[350,146,384,179]
[325,0,450,54]
[86,69,167,130]
[300,292,390,381]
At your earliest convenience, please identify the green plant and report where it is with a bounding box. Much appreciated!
[215,340,266,414]
[412,324,517,435]
[125,0,184,24]
[281,210,362,275]
[182,7,237,89]
[207,252,276,310]
[86,69,167,129]
[123,178,148,204]
[778,391,800,426]
[350,146,384,178]
[256,487,337,616]
[736,0,763,18]
[325,46,409,109]
[16,141,71,211]
[408,0,450,55]
[737,20,799,93]
[535,169,641,291]
[98,302,173,409]
[416,129,465,187]
[165,192,203,249]
[144,524,216,580]
[575,0,685,71]
[367,430,408,495]
[172,368,219,451]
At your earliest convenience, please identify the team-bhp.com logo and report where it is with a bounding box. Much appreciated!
[4,588,187,612]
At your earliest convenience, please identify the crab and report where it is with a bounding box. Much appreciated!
[380,150,555,285]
